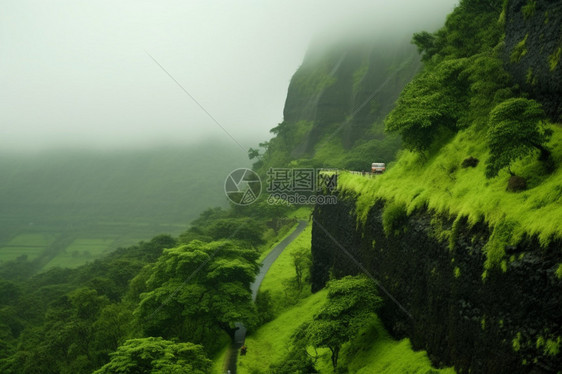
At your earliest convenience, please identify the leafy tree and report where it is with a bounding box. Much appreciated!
[412,31,441,62]
[93,337,211,374]
[207,217,266,246]
[291,247,312,291]
[91,303,133,363]
[384,58,469,152]
[413,0,503,62]
[248,147,260,160]
[303,276,382,370]
[135,240,259,347]
[485,98,552,178]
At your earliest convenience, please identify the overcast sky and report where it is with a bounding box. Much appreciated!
[0,0,458,152]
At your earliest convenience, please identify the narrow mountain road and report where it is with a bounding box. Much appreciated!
[225,220,308,374]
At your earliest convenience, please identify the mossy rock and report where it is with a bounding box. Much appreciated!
[461,156,479,168]
[507,175,527,192]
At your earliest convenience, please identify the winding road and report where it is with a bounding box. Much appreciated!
[225,219,308,374]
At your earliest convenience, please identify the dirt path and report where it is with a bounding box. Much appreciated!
[224,220,308,374]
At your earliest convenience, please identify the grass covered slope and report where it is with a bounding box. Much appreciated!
[238,289,454,374]
[236,221,454,373]
[333,0,562,274]
[338,122,562,262]
[258,224,312,314]
[237,289,328,374]
[317,316,455,374]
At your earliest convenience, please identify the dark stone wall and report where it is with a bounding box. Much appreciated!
[504,0,562,121]
[311,193,562,373]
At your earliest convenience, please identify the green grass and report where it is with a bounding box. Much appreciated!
[64,238,115,254]
[0,233,57,263]
[238,290,454,373]
[5,233,55,246]
[43,238,115,269]
[287,206,313,221]
[258,225,312,314]
[0,246,45,262]
[211,345,229,374]
[337,124,562,248]
[258,221,299,263]
[316,315,455,374]
[237,289,329,374]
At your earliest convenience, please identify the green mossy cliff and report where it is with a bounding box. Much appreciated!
[301,1,562,373]
[311,193,561,373]
[256,35,420,171]
[504,0,562,121]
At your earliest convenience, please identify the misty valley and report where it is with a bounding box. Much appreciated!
[1,0,561,373]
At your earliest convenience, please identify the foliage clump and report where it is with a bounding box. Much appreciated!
[510,34,528,63]
[135,239,260,348]
[382,201,409,237]
[522,0,537,20]
[485,98,552,178]
[384,58,469,151]
[483,219,520,274]
[93,337,211,374]
[294,276,382,370]
[548,47,561,71]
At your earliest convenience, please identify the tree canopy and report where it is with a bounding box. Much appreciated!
[135,240,260,348]
[92,337,211,374]
[301,275,382,369]
[485,98,552,178]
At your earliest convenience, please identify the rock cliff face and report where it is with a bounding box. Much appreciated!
[504,0,562,121]
[311,193,562,373]
[282,37,420,153]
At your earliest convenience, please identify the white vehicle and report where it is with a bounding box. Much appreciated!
[371,162,386,174]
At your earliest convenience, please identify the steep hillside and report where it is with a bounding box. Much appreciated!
[308,0,562,373]
[255,34,421,172]
[503,0,562,121]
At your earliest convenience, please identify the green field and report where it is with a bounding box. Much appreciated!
[0,246,45,263]
[43,238,116,269]
[0,233,56,263]
[5,233,55,247]
[0,142,250,273]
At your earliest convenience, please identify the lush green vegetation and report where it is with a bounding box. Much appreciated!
[231,223,453,373]
[334,0,562,276]
[253,35,420,174]
[3,0,561,372]
[239,276,454,373]
[93,337,211,374]
[258,225,312,316]
[0,195,301,373]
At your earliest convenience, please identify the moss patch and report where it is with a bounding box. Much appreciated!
[510,34,528,63]
[336,124,562,261]
[548,47,561,71]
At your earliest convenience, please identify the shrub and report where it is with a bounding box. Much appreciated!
[485,98,552,178]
